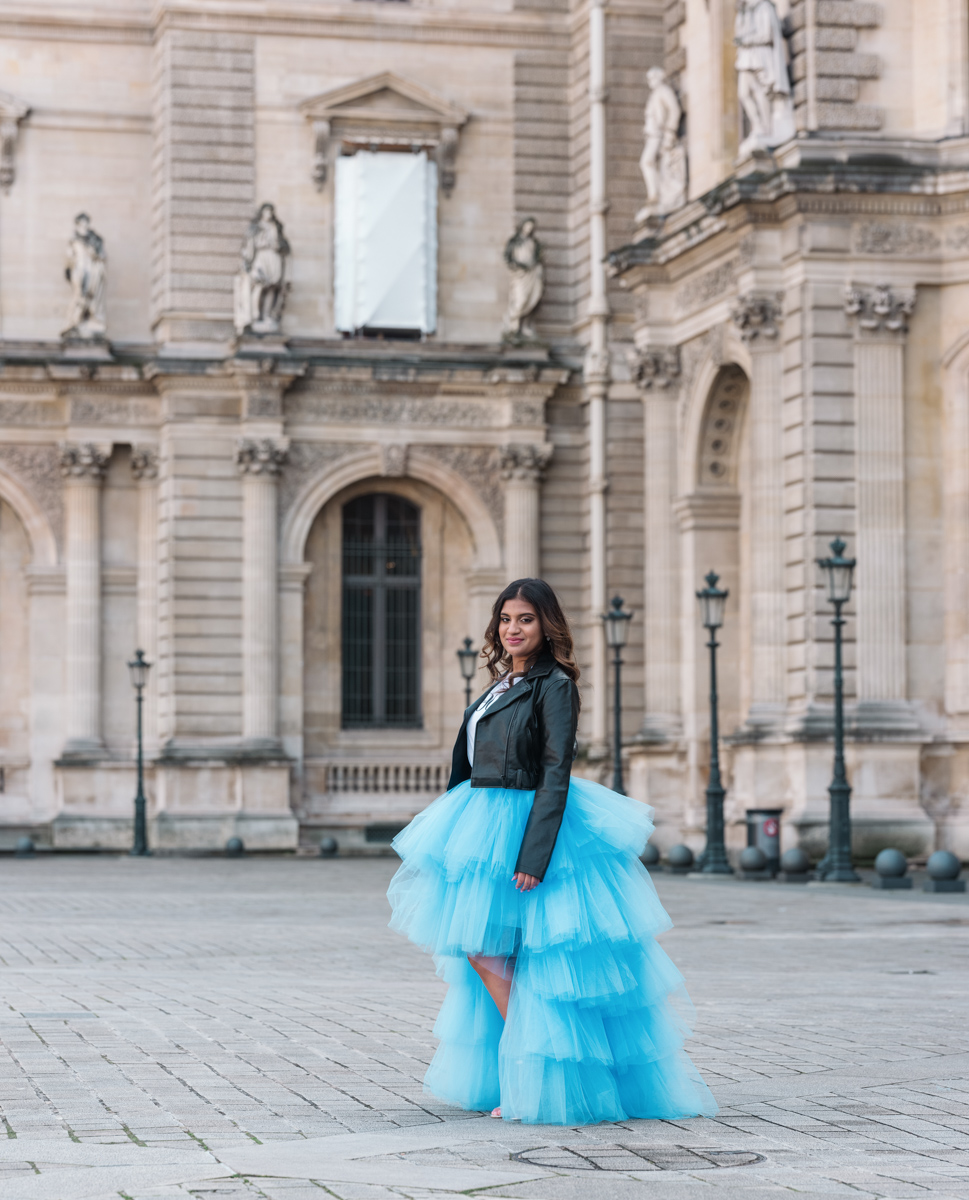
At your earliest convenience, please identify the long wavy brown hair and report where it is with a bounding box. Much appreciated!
[482,578,580,688]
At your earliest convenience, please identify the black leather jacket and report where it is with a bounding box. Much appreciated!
[447,650,580,881]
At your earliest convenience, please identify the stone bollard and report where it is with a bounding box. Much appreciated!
[640,842,660,871]
[666,844,694,875]
[14,836,35,858]
[738,845,771,880]
[779,847,810,883]
[923,850,966,894]
[319,836,339,859]
[225,837,245,857]
[872,848,912,890]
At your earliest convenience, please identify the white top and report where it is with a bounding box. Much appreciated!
[467,675,522,766]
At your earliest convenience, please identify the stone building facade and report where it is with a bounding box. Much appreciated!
[0,0,967,861]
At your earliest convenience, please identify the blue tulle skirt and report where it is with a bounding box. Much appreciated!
[388,777,718,1125]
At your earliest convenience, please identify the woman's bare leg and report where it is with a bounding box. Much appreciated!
[468,954,512,1020]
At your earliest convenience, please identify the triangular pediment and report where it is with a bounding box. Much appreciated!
[300,72,467,128]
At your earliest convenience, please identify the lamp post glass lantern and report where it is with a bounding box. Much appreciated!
[602,596,632,795]
[816,537,860,883]
[127,649,152,856]
[696,571,732,874]
[456,637,478,709]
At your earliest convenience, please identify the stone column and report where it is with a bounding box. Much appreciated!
[236,438,287,747]
[500,443,552,582]
[732,294,786,730]
[131,447,160,754]
[844,284,918,731]
[634,347,682,740]
[60,443,109,755]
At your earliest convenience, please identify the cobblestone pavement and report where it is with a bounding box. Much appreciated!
[0,856,967,1200]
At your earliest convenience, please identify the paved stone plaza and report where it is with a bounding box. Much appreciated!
[0,855,967,1200]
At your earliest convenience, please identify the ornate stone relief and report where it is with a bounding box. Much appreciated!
[735,0,795,157]
[698,365,748,487]
[731,292,782,342]
[130,447,159,481]
[0,445,64,550]
[59,443,109,480]
[236,439,289,476]
[676,261,737,313]
[502,220,544,342]
[499,443,553,483]
[286,391,546,431]
[630,346,681,391]
[63,215,107,342]
[381,443,408,477]
[0,90,30,192]
[233,204,290,337]
[854,223,940,256]
[278,442,367,522]
[419,445,505,538]
[299,72,468,196]
[636,67,687,222]
[843,284,916,334]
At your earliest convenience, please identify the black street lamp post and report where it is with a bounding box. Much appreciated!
[456,637,478,708]
[127,649,151,857]
[602,596,632,795]
[816,537,860,883]
[696,571,732,875]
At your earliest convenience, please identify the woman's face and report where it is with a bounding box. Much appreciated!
[499,596,544,661]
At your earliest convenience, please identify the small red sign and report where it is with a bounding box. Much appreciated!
[763,818,779,837]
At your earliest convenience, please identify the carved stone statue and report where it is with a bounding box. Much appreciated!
[63,213,107,341]
[735,0,795,159]
[501,218,544,342]
[636,67,687,221]
[233,203,290,336]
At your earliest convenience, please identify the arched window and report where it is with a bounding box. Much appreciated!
[342,493,422,728]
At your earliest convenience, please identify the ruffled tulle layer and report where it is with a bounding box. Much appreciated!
[388,777,717,1126]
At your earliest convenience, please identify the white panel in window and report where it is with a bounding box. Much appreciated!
[334,150,437,335]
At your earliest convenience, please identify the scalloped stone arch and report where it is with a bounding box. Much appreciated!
[679,343,751,497]
[281,445,502,571]
[0,464,58,566]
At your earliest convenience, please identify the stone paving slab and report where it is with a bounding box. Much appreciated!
[0,856,967,1198]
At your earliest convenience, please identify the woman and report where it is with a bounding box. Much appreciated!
[388,578,717,1125]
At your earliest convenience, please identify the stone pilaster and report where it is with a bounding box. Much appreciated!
[732,294,786,731]
[59,443,109,757]
[132,447,160,755]
[500,443,552,582]
[236,438,287,747]
[844,284,918,732]
[634,347,682,740]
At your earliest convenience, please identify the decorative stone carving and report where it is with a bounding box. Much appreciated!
[0,90,30,192]
[130,447,159,481]
[278,442,367,522]
[500,443,553,484]
[233,204,290,337]
[59,443,109,480]
[844,284,916,334]
[676,261,737,313]
[502,219,545,342]
[0,445,65,550]
[236,439,288,476]
[419,445,505,538]
[731,292,782,342]
[631,346,681,391]
[436,126,460,196]
[854,223,940,257]
[636,67,687,221]
[381,443,408,477]
[63,214,107,342]
[699,365,747,486]
[734,0,795,158]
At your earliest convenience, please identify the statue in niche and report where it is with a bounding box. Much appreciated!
[233,202,290,336]
[735,0,795,159]
[63,213,107,341]
[501,218,544,342]
[636,67,687,223]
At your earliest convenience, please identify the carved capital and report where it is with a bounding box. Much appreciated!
[500,443,553,484]
[130,446,159,481]
[731,293,782,343]
[630,346,681,391]
[236,438,289,477]
[844,283,916,335]
[59,443,109,482]
[0,91,30,192]
[583,347,611,387]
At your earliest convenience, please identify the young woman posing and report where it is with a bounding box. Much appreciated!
[388,578,716,1125]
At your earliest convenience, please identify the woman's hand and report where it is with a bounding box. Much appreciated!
[513,872,540,892]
